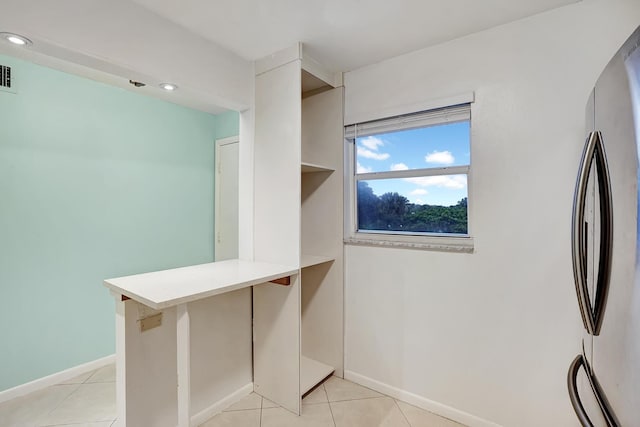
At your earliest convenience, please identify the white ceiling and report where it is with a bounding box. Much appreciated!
[0,0,579,113]
[132,0,579,72]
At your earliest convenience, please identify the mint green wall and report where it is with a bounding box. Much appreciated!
[0,54,239,391]
[215,110,240,140]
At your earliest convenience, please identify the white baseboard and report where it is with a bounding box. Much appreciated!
[0,354,116,404]
[344,370,502,427]
[190,382,254,426]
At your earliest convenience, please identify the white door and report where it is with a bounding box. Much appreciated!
[215,137,239,261]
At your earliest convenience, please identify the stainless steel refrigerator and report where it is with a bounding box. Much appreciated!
[568,26,640,426]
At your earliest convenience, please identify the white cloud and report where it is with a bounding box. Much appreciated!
[414,198,424,204]
[390,163,409,171]
[358,147,390,160]
[357,162,372,174]
[405,175,467,189]
[410,189,428,196]
[357,136,390,160]
[425,150,455,165]
[360,136,384,151]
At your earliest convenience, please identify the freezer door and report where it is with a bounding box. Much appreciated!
[590,27,640,427]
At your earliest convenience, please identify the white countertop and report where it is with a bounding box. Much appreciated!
[104,259,297,310]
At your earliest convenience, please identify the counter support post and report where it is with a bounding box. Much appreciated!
[177,303,191,427]
[114,296,127,427]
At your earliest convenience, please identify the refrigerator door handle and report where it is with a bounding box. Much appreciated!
[571,131,614,335]
[591,131,614,335]
[568,354,620,427]
[572,132,598,334]
[568,355,595,427]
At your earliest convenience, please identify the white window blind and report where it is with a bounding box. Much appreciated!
[344,104,470,139]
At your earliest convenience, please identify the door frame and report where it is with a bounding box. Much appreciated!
[214,135,240,261]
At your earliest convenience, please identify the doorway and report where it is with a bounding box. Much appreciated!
[214,136,239,261]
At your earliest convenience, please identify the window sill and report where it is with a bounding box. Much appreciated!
[344,234,474,253]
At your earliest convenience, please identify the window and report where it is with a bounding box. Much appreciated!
[344,104,473,251]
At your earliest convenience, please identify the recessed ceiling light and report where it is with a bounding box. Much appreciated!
[0,33,32,47]
[159,83,178,91]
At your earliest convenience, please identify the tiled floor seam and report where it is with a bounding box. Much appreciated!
[326,397,337,427]
[394,398,413,427]
[39,384,82,423]
[83,370,97,384]
[327,395,386,403]
[225,408,261,412]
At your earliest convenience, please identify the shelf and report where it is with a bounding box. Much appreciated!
[301,162,334,173]
[301,356,334,395]
[300,254,335,269]
[104,259,297,310]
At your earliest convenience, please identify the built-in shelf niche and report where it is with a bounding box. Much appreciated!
[301,356,334,395]
[301,162,334,173]
[300,80,344,403]
[301,254,335,269]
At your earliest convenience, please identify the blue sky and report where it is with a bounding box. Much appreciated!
[356,121,470,207]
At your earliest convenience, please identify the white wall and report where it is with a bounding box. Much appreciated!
[0,0,252,113]
[343,1,640,426]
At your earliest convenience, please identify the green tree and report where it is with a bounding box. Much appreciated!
[377,192,408,230]
[357,185,468,234]
[357,181,379,229]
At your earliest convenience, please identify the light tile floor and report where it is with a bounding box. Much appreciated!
[0,365,117,426]
[0,364,466,427]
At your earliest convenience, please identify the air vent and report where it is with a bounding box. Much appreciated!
[0,65,11,89]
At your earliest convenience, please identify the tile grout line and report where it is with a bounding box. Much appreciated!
[83,369,98,384]
[38,382,84,423]
[327,400,337,426]
[259,395,263,427]
[393,398,413,427]
[327,395,387,404]
[40,367,98,424]
[37,370,115,427]
[320,385,337,427]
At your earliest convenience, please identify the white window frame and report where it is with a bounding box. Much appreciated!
[344,104,474,253]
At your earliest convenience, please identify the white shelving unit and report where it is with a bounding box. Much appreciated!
[252,43,344,415]
[105,43,344,426]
